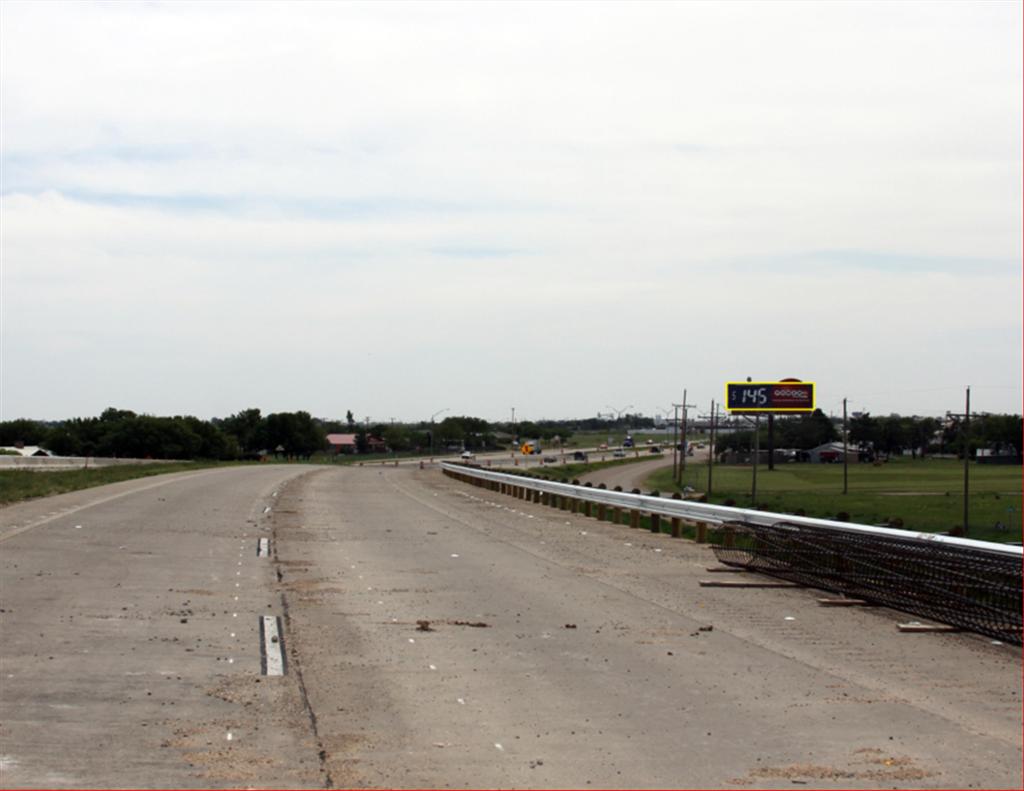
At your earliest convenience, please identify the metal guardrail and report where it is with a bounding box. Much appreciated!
[441,462,1023,644]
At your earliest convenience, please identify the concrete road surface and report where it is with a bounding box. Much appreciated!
[1,464,1020,789]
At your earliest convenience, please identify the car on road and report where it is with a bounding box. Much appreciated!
[649,446,661,453]
[542,456,558,463]
[612,449,626,458]
[573,451,588,461]
[598,443,608,450]
[460,451,475,460]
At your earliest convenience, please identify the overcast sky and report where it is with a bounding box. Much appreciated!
[2,0,1020,424]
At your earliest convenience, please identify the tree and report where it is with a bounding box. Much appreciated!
[0,419,50,446]
[218,408,263,455]
[849,413,879,450]
[876,415,907,458]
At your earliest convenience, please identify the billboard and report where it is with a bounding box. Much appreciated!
[725,381,815,413]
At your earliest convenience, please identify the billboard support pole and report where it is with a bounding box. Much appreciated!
[752,414,760,503]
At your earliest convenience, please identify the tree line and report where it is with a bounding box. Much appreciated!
[713,410,1022,459]
[0,408,581,460]
[2,408,1018,462]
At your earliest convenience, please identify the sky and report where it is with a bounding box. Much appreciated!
[1,0,1021,425]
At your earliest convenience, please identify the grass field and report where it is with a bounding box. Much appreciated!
[646,458,1022,543]
[0,462,228,506]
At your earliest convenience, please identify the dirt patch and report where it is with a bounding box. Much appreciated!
[747,748,937,783]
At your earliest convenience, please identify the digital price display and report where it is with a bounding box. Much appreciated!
[725,381,815,413]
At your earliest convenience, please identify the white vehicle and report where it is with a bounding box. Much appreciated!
[460,450,475,460]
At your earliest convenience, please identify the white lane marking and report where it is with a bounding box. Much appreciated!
[494,743,504,751]
[456,698,465,705]
[260,616,285,676]
[429,664,437,670]
[257,538,270,557]
[226,732,233,741]
[74,525,83,529]
[263,506,271,514]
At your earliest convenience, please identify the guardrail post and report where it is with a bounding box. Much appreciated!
[533,489,541,503]
[723,525,735,548]
[541,492,550,506]
[671,493,682,537]
[650,513,661,534]
[598,503,606,521]
[696,522,708,543]
[630,510,640,529]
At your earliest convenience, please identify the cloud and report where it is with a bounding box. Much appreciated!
[1,0,1021,420]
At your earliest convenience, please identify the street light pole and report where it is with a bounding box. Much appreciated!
[430,407,449,458]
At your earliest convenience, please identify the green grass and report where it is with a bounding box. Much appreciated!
[646,458,1022,543]
[0,462,232,505]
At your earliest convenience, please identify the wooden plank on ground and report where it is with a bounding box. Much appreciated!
[699,579,802,589]
[897,622,963,633]
[817,597,872,607]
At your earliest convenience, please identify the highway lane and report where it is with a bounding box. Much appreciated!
[1,464,1021,788]
[277,467,1021,788]
[0,465,324,789]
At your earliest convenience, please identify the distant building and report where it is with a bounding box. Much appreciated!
[0,445,52,457]
[807,442,862,464]
[326,433,388,454]
[976,447,1022,465]
[326,434,358,454]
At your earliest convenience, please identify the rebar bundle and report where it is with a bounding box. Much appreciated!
[713,522,1022,644]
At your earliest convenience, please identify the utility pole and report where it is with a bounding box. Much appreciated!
[707,399,716,497]
[842,398,848,495]
[671,404,682,481]
[946,386,972,537]
[767,414,775,471]
[964,386,970,536]
[677,390,697,484]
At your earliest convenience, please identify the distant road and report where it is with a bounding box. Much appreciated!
[1,465,1019,788]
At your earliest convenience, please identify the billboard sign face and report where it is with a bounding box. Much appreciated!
[725,381,815,413]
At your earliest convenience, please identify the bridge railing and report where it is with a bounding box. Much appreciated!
[440,462,1022,644]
